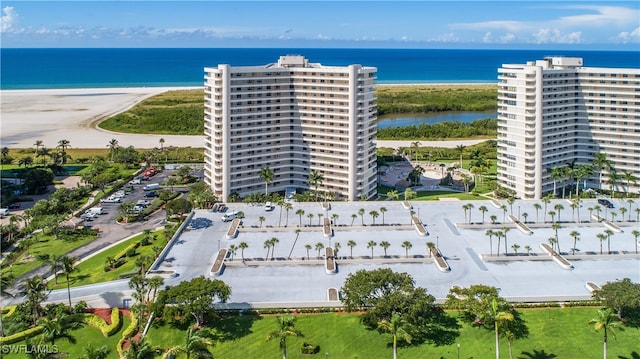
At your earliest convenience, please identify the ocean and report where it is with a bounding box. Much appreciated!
[1,48,638,89]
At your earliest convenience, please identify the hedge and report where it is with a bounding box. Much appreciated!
[0,325,44,345]
[82,308,122,337]
[1,305,16,317]
[114,242,141,261]
[117,311,139,358]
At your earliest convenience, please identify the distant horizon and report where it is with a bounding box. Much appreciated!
[1,1,638,50]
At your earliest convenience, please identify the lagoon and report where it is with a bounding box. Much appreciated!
[377,111,496,128]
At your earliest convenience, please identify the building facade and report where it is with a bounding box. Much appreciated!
[497,57,640,199]
[204,55,377,201]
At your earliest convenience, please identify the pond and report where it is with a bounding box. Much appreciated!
[377,111,496,128]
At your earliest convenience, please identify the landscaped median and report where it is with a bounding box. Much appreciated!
[540,243,574,270]
[226,218,241,239]
[590,213,623,233]
[429,246,451,272]
[412,216,428,237]
[323,217,332,238]
[325,247,336,274]
[508,214,533,235]
[211,248,228,276]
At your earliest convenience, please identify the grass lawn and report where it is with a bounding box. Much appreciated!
[2,231,99,280]
[50,230,167,289]
[143,307,640,359]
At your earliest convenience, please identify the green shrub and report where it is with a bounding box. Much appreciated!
[0,325,43,345]
[301,342,320,354]
[117,312,139,358]
[82,308,121,337]
[1,305,16,317]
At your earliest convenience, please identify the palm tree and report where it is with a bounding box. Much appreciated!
[632,230,640,254]
[347,240,357,258]
[490,299,514,359]
[0,273,14,336]
[369,210,379,225]
[410,141,421,160]
[358,208,365,225]
[331,213,339,226]
[264,239,272,260]
[308,169,324,201]
[456,144,466,169]
[284,202,293,227]
[589,308,623,359]
[56,139,71,164]
[570,230,580,255]
[367,240,377,258]
[380,241,391,257]
[478,205,488,223]
[378,312,412,359]
[485,229,495,256]
[502,226,510,256]
[296,209,305,227]
[228,244,238,261]
[592,153,610,190]
[260,167,275,196]
[533,203,542,223]
[401,241,413,258]
[270,237,280,260]
[258,215,266,228]
[380,207,387,225]
[106,138,119,161]
[604,229,614,254]
[60,256,79,310]
[386,189,399,201]
[33,139,43,158]
[288,229,301,260]
[47,254,64,285]
[551,222,562,253]
[167,327,214,359]
[307,213,314,226]
[304,244,312,260]
[36,146,51,165]
[607,170,621,199]
[81,343,111,359]
[266,315,302,359]
[21,275,48,324]
[524,245,532,255]
[626,199,635,221]
[593,232,606,255]
[124,337,159,359]
[239,242,248,262]
[18,156,33,168]
[512,243,520,255]
[38,312,81,345]
[554,204,564,222]
[426,242,435,258]
[351,213,358,226]
[315,242,325,259]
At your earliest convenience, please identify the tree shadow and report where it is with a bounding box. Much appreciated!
[209,312,261,342]
[618,351,640,359]
[518,349,558,359]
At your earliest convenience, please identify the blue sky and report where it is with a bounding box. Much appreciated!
[1,1,639,49]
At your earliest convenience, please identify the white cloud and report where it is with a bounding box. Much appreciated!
[532,28,582,44]
[452,20,530,33]
[482,32,492,43]
[617,27,640,43]
[431,33,459,42]
[1,6,18,32]
[500,33,516,44]
[556,5,638,28]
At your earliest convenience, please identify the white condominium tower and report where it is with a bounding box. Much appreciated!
[497,57,640,199]
[204,55,378,201]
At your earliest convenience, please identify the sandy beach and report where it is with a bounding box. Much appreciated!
[0,86,487,149]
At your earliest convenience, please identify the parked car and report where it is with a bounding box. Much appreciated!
[8,203,21,209]
[597,198,614,208]
[100,196,121,203]
[129,178,142,185]
[264,202,275,211]
[0,208,9,217]
[144,191,158,198]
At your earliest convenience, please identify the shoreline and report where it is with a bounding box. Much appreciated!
[0,84,492,149]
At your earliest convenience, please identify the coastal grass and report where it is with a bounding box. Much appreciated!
[98,89,205,135]
[65,85,497,136]
[49,230,167,290]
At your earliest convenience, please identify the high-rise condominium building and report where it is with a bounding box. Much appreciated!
[497,57,640,199]
[204,55,377,201]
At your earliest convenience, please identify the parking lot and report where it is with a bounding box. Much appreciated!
[154,197,640,307]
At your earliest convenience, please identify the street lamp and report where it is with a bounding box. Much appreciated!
[436,235,439,248]
[457,343,460,359]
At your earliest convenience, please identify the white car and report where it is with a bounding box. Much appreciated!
[264,202,275,211]
[101,196,121,203]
